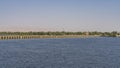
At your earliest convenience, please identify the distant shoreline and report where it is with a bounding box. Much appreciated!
[0,35,119,40]
[0,35,101,40]
[0,31,119,40]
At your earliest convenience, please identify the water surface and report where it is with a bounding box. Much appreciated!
[0,37,120,68]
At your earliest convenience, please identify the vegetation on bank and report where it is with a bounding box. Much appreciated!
[0,31,119,37]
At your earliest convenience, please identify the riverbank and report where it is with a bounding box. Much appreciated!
[0,31,119,40]
[0,35,100,40]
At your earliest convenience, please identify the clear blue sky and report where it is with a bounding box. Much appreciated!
[0,0,120,32]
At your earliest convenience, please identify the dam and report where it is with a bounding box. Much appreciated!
[0,35,98,40]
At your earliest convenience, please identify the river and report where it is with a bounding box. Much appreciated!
[0,37,120,68]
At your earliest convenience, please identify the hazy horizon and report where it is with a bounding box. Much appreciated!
[0,0,120,32]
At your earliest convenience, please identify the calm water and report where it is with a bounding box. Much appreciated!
[0,37,120,68]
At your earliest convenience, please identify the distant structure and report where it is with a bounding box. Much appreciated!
[85,32,89,36]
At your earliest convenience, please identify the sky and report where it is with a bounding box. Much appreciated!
[0,0,120,32]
